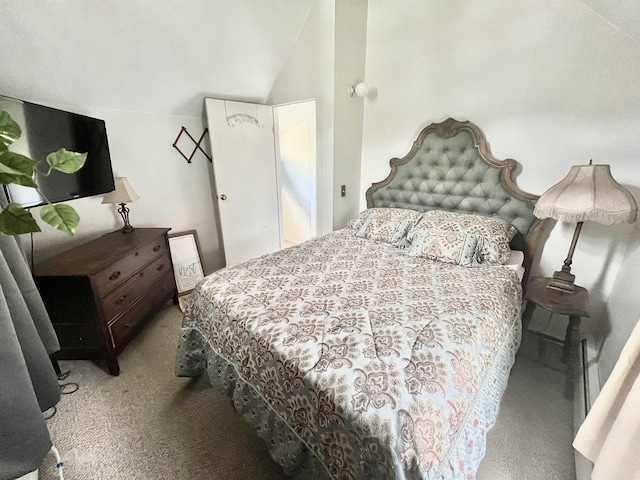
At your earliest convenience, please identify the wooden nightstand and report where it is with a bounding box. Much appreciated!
[34,228,177,375]
[522,276,589,399]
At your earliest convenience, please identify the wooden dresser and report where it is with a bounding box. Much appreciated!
[34,228,177,375]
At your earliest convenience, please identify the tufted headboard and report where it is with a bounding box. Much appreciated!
[366,118,547,286]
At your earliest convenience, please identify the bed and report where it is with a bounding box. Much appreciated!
[176,118,547,479]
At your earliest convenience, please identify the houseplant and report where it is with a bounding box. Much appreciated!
[0,109,86,235]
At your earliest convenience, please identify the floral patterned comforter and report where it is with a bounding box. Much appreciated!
[176,229,522,480]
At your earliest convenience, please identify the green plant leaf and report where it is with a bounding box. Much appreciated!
[0,110,22,150]
[46,148,87,174]
[0,172,39,188]
[0,151,38,187]
[0,203,41,235]
[40,203,79,236]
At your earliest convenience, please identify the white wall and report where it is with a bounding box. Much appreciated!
[597,217,640,383]
[23,106,224,275]
[361,0,640,342]
[268,0,336,236]
[332,0,368,229]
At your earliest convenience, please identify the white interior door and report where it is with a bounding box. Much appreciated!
[205,98,282,266]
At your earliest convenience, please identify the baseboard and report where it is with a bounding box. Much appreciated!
[574,336,600,480]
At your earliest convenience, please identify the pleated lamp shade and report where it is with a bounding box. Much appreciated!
[534,164,637,225]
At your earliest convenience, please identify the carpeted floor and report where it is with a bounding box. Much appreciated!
[478,334,576,480]
[38,304,575,480]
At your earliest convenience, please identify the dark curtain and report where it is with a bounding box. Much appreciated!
[0,233,60,480]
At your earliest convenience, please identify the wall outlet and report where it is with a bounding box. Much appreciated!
[341,185,346,197]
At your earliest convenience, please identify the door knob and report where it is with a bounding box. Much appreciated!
[220,194,227,200]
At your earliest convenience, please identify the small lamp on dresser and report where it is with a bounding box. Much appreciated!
[102,177,140,233]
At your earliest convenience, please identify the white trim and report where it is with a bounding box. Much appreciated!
[272,107,285,249]
[574,335,600,480]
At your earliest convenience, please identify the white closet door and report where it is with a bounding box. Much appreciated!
[205,98,282,266]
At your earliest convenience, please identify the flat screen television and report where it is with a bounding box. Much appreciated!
[0,95,115,208]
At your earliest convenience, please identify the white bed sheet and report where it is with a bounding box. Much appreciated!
[504,250,525,282]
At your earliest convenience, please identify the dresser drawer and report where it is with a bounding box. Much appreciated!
[101,253,172,321]
[93,235,168,297]
[107,272,176,350]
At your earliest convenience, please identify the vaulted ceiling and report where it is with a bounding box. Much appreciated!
[1,0,638,119]
[0,1,314,117]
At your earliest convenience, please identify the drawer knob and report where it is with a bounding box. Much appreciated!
[157,264,165,271]
[116,295,127,304]
[153,245,162,252]
[109,271,121,281]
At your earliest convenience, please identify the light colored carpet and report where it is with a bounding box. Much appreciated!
[38,304,575,480]
[39,304,284,480]
[477,348,576,479]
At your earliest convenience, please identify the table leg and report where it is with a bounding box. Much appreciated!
[521,300,536,331]
[564,315,582,400]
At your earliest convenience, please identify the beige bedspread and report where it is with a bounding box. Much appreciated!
[176,228,522,480]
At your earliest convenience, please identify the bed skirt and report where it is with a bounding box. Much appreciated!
[176,318,521,480]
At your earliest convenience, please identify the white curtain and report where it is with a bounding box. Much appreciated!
[573,318,640,480]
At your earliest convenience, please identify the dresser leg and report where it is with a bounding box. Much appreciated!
[106,355,120,376]
[564,315,581,400]
[50,355,62,376]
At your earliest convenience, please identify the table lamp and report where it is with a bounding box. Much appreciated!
[102,177,140,233]
[533,161,637,293]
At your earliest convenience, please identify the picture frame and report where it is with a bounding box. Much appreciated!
[168,230,205,296]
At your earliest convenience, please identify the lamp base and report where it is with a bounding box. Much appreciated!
[117,203,134,233]
[547,269,576,293]
[546,221,584,294]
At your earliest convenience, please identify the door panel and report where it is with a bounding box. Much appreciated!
[205,98,282,266]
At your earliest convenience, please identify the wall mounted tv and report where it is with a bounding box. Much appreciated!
[0,95,115,208]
